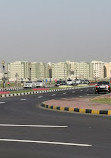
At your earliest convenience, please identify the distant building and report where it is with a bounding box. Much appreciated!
[51,62,68,80]
[91,61,104,80]
[7,61,30,81]
[31,62,49,80]
[6,60,107,82]
[7,61,49,81]
[66,61,90,79]
[104,62,111,79]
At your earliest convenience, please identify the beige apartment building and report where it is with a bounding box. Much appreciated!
[7,60,107,82]
[8,61,49,81]
[66,61,91,79]
[104,62,111,79]
[7,61,30,81]
[51,62,68,80]
[91,61,104,80]
[31,62,49,80]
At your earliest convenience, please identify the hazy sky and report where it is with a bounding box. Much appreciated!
[0,0,111,63]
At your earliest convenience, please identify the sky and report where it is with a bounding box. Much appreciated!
[0,0,111,64]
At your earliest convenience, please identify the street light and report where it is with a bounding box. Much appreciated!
[94,70,96,82]
[2,60,5,88]
[29,62,32,81]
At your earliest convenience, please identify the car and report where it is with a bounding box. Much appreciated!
[66,79,73,85]
[55,80,66,86]
[95,81,111,93]
[74,79,81,84]
[23,81,35,88]
[80,79,90,84]
[34,80,45,88]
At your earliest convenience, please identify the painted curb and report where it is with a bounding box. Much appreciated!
[41,103,111,116]
[0,87,80,98]
[0,88,23,91]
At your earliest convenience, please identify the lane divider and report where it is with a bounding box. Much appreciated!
[0,138,92,147]
[41,103,111,116]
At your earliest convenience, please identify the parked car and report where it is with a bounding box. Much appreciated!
[23,81,35,88]
[81,79,90,84]
[55,80,66,86]
[34,80,45,88]
[84,79,90,84]
[66,79,73,85]
[95,81,111,93]
[75,79,81,84]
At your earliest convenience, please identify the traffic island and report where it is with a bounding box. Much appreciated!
[41,95,111,116]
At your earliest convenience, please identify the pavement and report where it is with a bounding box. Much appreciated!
[42,93,111,116]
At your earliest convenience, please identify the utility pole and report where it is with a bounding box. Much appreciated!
[2,60,5,88]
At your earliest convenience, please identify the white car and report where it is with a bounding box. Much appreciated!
[66,79,73,85]
[23,81,35,88]
[34,80,45,88]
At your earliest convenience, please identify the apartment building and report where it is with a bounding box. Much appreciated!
[8,61,49,81]
[7,60,106,81]
[66,61,90,79]
[31,62,49,80]
[91,61,104,80]
[7,61,29,81]
[51,62,68,80]
[104,62,111,79]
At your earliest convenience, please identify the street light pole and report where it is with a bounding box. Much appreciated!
[94,70,96,82]
[2,60,5,88]
[29,62,31,81]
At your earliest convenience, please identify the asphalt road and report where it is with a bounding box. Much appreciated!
[0,87,111,158]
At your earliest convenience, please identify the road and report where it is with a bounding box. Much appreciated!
[0,87,111,158]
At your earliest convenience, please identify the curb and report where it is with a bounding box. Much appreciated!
[0,88,23,91]
[0,87,78,98]
[41,103,111,116]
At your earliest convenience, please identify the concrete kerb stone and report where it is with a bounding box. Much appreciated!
[0,86,89,98]
[41,103,111,116]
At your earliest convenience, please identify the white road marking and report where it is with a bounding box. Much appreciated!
[79,96,83,97]
[0,138,92,147]
[87,94,96,96]
[80,90,83,92]
[20,99,27,101]
[0,124,68,128]
[72,91,75,93]
[38,96,43,98]
[63,93,66,94]
[51,94,56,96]
[0,102,5,104]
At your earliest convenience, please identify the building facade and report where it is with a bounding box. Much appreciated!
[31,62,49,80]
[91,61,104,80]
[104,62,111,79]
[51,62,68,80]
[7,61,30,81]
[6,60,107,81]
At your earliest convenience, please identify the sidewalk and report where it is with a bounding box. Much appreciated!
[42,94,111,116]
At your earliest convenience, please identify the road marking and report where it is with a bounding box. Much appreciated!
[72,91,75,93]
[20,99,27,101]
[79,96,83,97]
[51,94,56,96]
[0,124,68,128]
[0,102,5,104]
[0,138,92,147]
[63,93,66,94]
[80,90,83,92]
[38,96,43,98]
[87,94,96,96]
